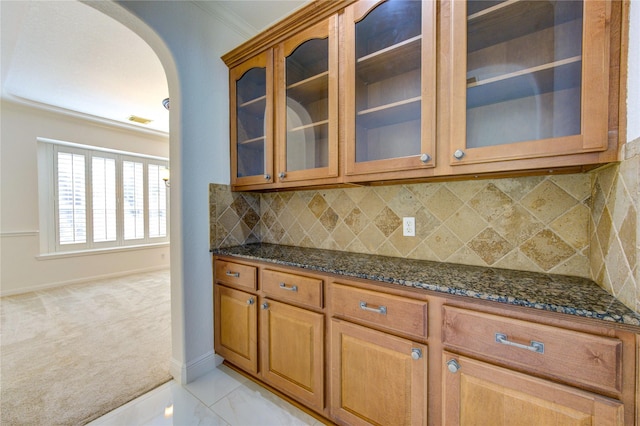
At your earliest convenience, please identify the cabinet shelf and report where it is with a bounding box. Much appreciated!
[357,96,421,129]
[467,56,581,109]
[238,136,265,146]
[238,95,267,116]
[289,119,328,133]
[467,0,583,53]
[357,35,421,84]
[287,72,329,105]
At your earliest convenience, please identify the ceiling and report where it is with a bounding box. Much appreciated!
[0,0,307,134]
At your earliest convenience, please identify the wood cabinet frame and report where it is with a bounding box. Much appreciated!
[224,0,627,191]
[214,255,639,425]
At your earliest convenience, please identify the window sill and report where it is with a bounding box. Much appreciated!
[37,242,170,260]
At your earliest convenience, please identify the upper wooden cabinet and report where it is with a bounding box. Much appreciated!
[440,0,619,173]
[275,17,339,184]
[230,51,274,188]
[343,0,437,179]
[223,0,624,190]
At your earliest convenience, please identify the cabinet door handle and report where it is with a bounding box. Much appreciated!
[359,301,387,315]
[420,153,431,163]
[279,282,298,292]
[247,297,255,305]
[261,302,269,310]
[225,271,240,278]
[411,348,423,360]
[495,333,544,354]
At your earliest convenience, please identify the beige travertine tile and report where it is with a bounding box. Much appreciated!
[595,206,613,256]
[492,175,545,201]
[386,186,421,217]
[427,187,463,222]
[492,204,543,246]
[521,229,575,271]
[445,179,488,202]
[618,207,637,268]
[468,228,513,265]
[550,204,589,250]
[358,190,386,220]
[444,205,486,242]
[448,245,490,268]
[493,249,544,274]
[344,207,367,236]
[407,240,438,261]
[319,207,339,233]
[550,174,591,201]
[521,180,578,224]
[358,223,386,253]
[331,190,357,217]
[427,225,463,261]
[374,207,400,237]
[468,183,512,223]
[331,222,357,249]
[308,193,328,218]
[388,227,421,257]
[307,221,330,247]
[415,208,441,236]
[549,252,590,278]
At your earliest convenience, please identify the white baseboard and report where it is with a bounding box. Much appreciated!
[170,350,218,385]
[0,266,170,297]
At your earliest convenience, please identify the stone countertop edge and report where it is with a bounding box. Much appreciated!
[212,243,640,328]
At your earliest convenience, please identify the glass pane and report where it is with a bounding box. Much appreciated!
[92,157,116,242]
[466,0,583,148]
[148,164,167,238]
[57,152,86,244]
[123,161,144,240]
[236,67,266,178]
[286,38,329,172]
[354,0,422,163]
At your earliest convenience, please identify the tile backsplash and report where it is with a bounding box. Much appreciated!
[211,173,592,278]
[211,145,640,314]
[590,138,639,312]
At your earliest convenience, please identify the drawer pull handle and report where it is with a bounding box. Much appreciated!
[225,271,240,278]
[360,301,387,315]
[495,333,544,354]
[279,282,298,292]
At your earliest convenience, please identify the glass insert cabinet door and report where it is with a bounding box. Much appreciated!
[447,0,611,166]
[230,50,274,186]
[275,17,338,183]
[344,0,436,177]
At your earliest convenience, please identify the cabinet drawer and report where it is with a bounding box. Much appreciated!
[215,260,257,291]
[262,269,323,309]
[331,283,427,339]
[442,306,623,395]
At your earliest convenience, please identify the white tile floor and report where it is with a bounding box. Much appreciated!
[88,364,324,426]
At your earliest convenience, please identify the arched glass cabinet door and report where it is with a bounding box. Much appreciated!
[230,50,274,188]
[275,16,338,184]
[344,0,436,179]
[445,0,611,168]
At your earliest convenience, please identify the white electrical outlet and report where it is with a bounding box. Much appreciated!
[403,217,415,237]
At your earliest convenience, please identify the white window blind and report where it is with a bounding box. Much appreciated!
[57,152,87,245]
[92,156,117,242]
[44,140,169,254]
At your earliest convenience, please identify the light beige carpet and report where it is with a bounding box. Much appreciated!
[0,270,172,425]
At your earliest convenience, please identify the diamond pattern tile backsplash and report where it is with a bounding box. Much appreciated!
[590,138,639,313]
[211,173,592,278]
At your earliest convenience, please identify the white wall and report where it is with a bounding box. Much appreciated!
[0,100,170,295]
[90,0,247,383]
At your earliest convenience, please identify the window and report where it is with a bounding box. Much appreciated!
[39,139,169,254]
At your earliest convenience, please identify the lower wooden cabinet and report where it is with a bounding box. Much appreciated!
[213,256,637,425]
[442,352,625,425]
[260,298,324,412]
[214,285,258,374]
[330,319,428,425]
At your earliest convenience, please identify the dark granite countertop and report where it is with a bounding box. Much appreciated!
[213,243,640,327]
